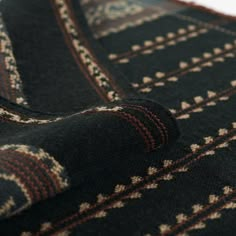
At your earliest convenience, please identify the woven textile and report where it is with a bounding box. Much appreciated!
[0,0,235,235]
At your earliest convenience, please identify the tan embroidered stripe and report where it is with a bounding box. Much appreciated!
[34,123,236,235]
[51,0,126,102]
[110,19,226,63]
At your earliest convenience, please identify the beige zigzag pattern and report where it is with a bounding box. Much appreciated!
[35,123,236,235]
[131,40,236,93]
[145,186,236,236]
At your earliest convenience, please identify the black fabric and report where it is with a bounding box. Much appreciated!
[0,0,235,236]
[0,97,179,221]
[1,0,134,112]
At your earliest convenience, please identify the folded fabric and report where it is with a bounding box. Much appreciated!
[1,0,235,235]
[0,98,179,219]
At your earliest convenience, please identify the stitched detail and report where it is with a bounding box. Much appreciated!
[0,102,171,146]
[110,18,229,64]
[117,110,156,151]
[9,156,55,198]
[0,161,36,202]
[122,104,168,145]
[179,196,236,236]
[171,80,236,119]
[34,123,236,235]
[153,187,236,236]
[104,110,155,152]
[0,18,28,106]
[51,1,108,102]
[0,155,49,201]
[109,22,217,64]
[0,53,11,100]
[4,150,59,197]
[0,145,69,219]
[0,104,122,125]
[0,197,15,218]
[0,173,32,217]
[75,134,235,225]
[51,0,125,101]
[132,40,236,92]
[0,106,62,124]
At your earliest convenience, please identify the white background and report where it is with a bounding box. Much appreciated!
[181,0,236,17]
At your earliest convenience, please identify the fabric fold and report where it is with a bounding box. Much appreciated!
[0,98,179,219]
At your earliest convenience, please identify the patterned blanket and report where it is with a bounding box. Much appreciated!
[0,0,235,235]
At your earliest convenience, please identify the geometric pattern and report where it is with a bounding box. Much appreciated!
[0,0,235,235]
[154,186,236,236]
[133,41,236,93]
[0,16,28,106]
[34,123,235,235]
[0,145,69,219]
[81,0,185,38]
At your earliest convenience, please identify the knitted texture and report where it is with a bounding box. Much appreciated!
[0,98,179,220]
[0,0,235,236]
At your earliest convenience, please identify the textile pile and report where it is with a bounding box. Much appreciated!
[0,0,235,235]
